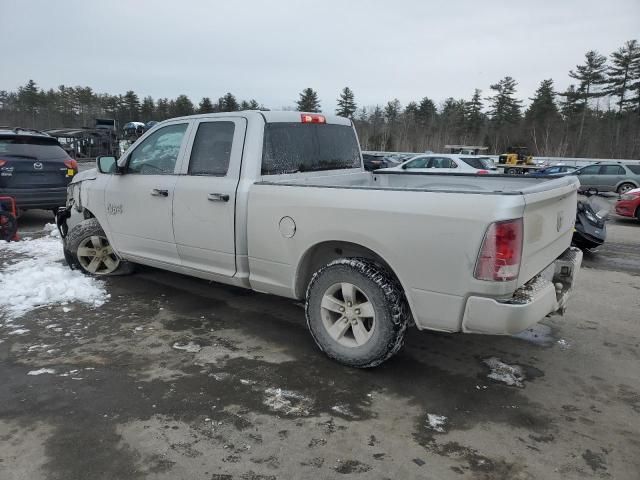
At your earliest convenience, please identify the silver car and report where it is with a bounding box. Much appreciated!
[572,163,640,194]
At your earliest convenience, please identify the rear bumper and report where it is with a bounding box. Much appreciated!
[461,247,583,335]
[0,187,67,210]
[615,200,639,218]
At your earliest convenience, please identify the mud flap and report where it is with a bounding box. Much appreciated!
[54,206,76,270]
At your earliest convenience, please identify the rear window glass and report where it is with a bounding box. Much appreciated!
[262,123,360,175]
[0,136,67,160]
[460,157,492,169]
[627,165,640,174]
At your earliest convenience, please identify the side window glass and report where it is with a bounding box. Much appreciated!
[406,157,427,169]
[599,165,622,175]
[128,123,188,175]
[188,122,235,176]
[580,165,600,175]
[430,157,450,168]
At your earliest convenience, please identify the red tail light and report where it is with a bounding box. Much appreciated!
[0,159,7,167]
[477,169,489,174]
[64,158,78,171]
[474,218,523,281]
[301,114,326,124]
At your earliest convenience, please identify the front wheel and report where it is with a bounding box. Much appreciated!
[65,218,133,276]
[617,182,635,195]
[305,258,410,368]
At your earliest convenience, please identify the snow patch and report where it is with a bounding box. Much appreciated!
[27,368,56,376]
[172,341,202,353]
[512,323,554,346]
[331,404,354,417]
[8,328,30,335]
[0,235,109,318]
[263,387,312,416]
[483,357,526,387]
[425,413,447,433]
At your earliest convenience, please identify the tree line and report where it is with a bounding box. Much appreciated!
[1,39,639,159]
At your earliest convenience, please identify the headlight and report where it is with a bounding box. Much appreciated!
[584,210,597,224]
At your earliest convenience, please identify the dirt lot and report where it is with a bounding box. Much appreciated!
[1,209,639,480]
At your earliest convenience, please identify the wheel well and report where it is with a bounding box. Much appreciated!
[295,241,401,299]
[82,208,95,219]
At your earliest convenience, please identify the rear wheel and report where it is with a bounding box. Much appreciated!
[617,182,635,195]
[65,218,133,276]
[305,258,410,368]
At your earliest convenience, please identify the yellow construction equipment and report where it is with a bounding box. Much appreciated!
[498,147,535,174]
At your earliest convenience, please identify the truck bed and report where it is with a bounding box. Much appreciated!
[257,169,578,195]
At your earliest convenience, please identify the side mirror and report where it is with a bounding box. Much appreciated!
[401,164,408,170]
[97,156,117,174]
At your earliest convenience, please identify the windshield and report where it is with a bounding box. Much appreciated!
[262,123,361,175]
[0,135,67,160]
[460,156,494,169]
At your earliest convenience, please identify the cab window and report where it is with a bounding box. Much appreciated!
[128,123,188,175]
[188,122,235,176]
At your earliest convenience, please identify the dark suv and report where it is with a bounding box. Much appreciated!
[0,128,77,212]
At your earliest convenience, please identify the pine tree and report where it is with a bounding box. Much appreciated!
[122,90,140,120]
[296,88,321,112]
[336,87,357,118]
[140,96,155,120]
[219,92,239,112]
[464,89,484,137]
[17,79,41,124]
[606,40,640,113]
[525,80,561,154]
[198,97,214,113]
[171,95,194,117]
[569,50,607,145]
[486,76,522,151]
[155,98,170,120]
[384,99,401,123]
[417,97,437,128]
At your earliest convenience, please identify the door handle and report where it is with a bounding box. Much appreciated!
[208,193,229,202]
[151,188,169,197]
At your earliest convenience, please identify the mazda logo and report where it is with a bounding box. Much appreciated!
[33,162,43,170]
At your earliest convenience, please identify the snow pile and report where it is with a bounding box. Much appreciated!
[27,368,56,375]
[0,235,108,318]
[483,357,526,387]
[172,341,202,353]
[263,387,313,416]
[425,413,447,433]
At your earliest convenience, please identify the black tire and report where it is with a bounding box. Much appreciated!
[617,182,635,195]
[65,218,134,276]
[305,258,410,368]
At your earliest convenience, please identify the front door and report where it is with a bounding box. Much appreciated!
[173,117,247,277]
[104,121,191,266]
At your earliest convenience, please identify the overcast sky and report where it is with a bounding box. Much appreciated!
[1,0,639,112]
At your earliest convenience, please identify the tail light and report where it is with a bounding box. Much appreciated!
[0,159,7,167]
[477,169,489,174]
[474,218,523,281]
[64,158,78,171]
[301,114,326,124]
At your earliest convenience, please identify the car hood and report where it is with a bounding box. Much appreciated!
[70,167,97,184]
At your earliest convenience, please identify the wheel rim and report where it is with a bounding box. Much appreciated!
[76,235,120,275]
[320,282,376,348]
[619,184,633,194]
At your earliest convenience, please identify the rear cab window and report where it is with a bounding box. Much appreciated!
[0,135,67,160]
[261,123,360,175]
[460,157,493,170]
[626,165,640,175]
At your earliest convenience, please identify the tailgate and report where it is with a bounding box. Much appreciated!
[518,178,578,286]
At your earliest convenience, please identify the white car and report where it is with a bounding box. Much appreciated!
[57,111,581,368]
[378,153,498,174]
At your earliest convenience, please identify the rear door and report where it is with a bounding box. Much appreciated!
[598,165,625,191]
[427,156,459,173]
[104,121,191,265]
[575,165,600,188]
[0,135,72,189]
[173,117,247,277]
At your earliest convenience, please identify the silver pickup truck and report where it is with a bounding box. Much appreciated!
[57,111,582,367]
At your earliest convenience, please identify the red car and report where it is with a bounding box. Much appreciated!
[615,187,640,220]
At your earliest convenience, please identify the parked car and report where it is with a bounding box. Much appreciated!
[378,153,498,174]
[0,127,78,212]
[56,111,581,368]
[529,165,578,176]
[571,162,640,194]
[615,187,640,220]
[362,153,388,171]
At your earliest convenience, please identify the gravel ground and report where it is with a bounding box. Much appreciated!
[1,208,639,480]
